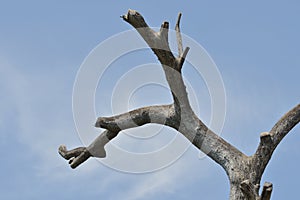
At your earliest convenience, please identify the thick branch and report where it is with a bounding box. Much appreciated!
[59,105,176,169]
[122,9,191,114]
[95,104,179,130]
[122,9,175,67]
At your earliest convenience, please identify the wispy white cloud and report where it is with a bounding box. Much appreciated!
[111,149,212,200]
[0,59,81,176]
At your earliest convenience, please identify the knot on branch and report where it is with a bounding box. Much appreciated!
[240,180,260,200]
[240,180,273,200]
[260,132,272,144]
[255,132,274,161]
[260,182,273,200]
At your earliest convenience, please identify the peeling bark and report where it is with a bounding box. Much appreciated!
[58,9,300,199]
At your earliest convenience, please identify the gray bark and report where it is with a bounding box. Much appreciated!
[58,9,300,199]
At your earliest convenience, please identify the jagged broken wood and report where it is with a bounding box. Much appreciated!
[58,9,300,200]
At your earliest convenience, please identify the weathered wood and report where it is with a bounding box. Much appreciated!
[58,145,91,169]
[240,180,259,200]
[175,12,183,56]
[260,182,273,200]
[58,9,300,200]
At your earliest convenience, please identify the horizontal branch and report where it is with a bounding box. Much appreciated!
[95,104,179,130]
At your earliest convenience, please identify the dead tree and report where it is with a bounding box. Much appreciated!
[58,9,300,200]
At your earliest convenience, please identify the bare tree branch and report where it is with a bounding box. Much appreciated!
[270,104,300,147]
[175,12,183,56]
[252,104,300,183]
[95,104,178,130]
[59,105,175,168]
[120,9,246,174]
[177,46,190,71]
[58,9,299,200]
[60,10,246,172]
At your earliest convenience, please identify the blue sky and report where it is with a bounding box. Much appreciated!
[0,1,299,199]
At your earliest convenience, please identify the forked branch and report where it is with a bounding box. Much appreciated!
[59,9,245,173]
[120,9,245,173]
[58,9,300,200]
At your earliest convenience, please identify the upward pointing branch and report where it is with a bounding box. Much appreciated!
[252,104,300,182]
[121,9,246,174]
[175,12,183,56]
